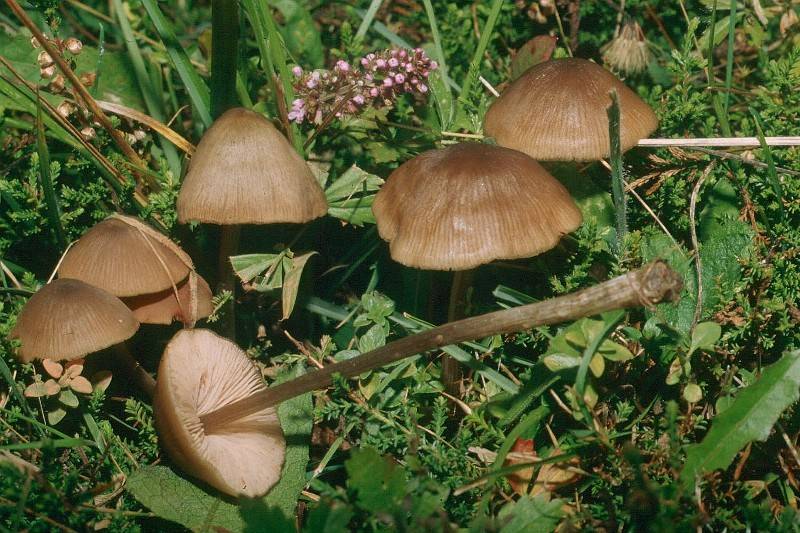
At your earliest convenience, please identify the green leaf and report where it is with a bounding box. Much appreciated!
[497,495,565,533]
[127,465,245,531]
[58,389,79,408]
[345,448,406,513]
[325,165,384,227]
[681,351,800,487]
[689,322,722,355]
[357,324,387,353]
[510,35,556,80]
[230,253,283,284]
[683,383,703,403]
[47,408,66,425]
[140,0,212,126]
[282,252,317,320]
[271,0,324,68]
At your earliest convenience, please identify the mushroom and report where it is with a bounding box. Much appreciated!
[123,272,214,327]
[372,143,582,394]
[176,107,328,225]
[176,107,328,338]
[153,328,284,498]
[483,57,658,161]
[59,214,194,297]
[8,278,153,395]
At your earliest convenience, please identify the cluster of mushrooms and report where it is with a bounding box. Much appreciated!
[9,57,658,499]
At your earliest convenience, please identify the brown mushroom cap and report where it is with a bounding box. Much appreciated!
[9,279,139,363]
[59,214,193,297]
[123,272,214,326]
[177,107,328,225]
[153,329,285,498]
[372,143,582,270]
[484,58,658,161]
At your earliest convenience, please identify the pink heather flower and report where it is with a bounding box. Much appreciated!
[361,57,369,66]
[388,58,399,68]
[418,83,428,93]
[353,95,365,105]
[375,59,386,69]
[335,60,350,72]
[394,73,405,84]
[369,87,379,97]
[383,78,393,87]
[292,66,303,77]
[405,63,415,72]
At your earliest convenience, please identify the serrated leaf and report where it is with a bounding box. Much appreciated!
[681,351,800,487]
[690,322,722,355]
[282,252,317,320]
[497,495,564,533]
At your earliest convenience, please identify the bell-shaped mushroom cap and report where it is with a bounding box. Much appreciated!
[59,214,193,297]
[484,58,658,161]
[9,279,139,363]
[123,272,213,327]
[372,143,582,270]
[153,329,285,498]
[177,107,328,225]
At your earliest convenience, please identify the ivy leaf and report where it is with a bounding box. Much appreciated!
[497,495,564,533]
[681,351,800,487]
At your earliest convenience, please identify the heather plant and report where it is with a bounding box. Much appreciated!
[1,0,800,532]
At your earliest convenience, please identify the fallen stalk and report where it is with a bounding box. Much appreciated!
[637,136,800,147]
[200,260,682,430]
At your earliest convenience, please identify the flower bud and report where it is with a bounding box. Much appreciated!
[49,74,65,92]
[79,72,97,87]
[30,36,40,48]
[80,126,96,140]
[37,51,53,68]
[65,38,83,55]
[40,65,56,79]
[56,101,75,118]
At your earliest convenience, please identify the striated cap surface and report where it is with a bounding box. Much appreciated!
[373,143,582,270]
[177,107,328,225]
[484,58,658,161]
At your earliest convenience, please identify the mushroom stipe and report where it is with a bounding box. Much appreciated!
[190,261,681,442]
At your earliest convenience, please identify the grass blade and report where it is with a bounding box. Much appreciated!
[34,98,66,251]
[458,0,504,108]
[750,109,784,221]
[355,0,383,43]
[139,0,212,127]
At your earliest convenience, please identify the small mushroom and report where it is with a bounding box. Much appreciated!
[8,279,153,395]
[9,279,139,363]
[373,143,582,394]
[177,107,327,225]
[153,328,285,498]
[484,57,658,161]
[123,272,214,327]
[59,214,194,297]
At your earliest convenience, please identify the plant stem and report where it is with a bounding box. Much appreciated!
[442,269,474,397]
[210,0,240,339]
[199,261,682,430]
[607,90,626,257]
[210,0,240,118]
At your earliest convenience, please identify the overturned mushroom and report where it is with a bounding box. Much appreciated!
[153,328,285,498]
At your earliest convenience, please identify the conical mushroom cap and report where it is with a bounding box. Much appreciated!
[372,143,582,270]
[123,272,214,327]
[9,279,139,363]
[484,58,658,161]
[177,107,328,225]
[59,214,193,297]
[153,329,285,498]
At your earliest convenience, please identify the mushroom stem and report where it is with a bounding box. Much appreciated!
[216,225,241,340]
[199,261,682,431]
[112,343,155,398]
[442,268,475,397]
